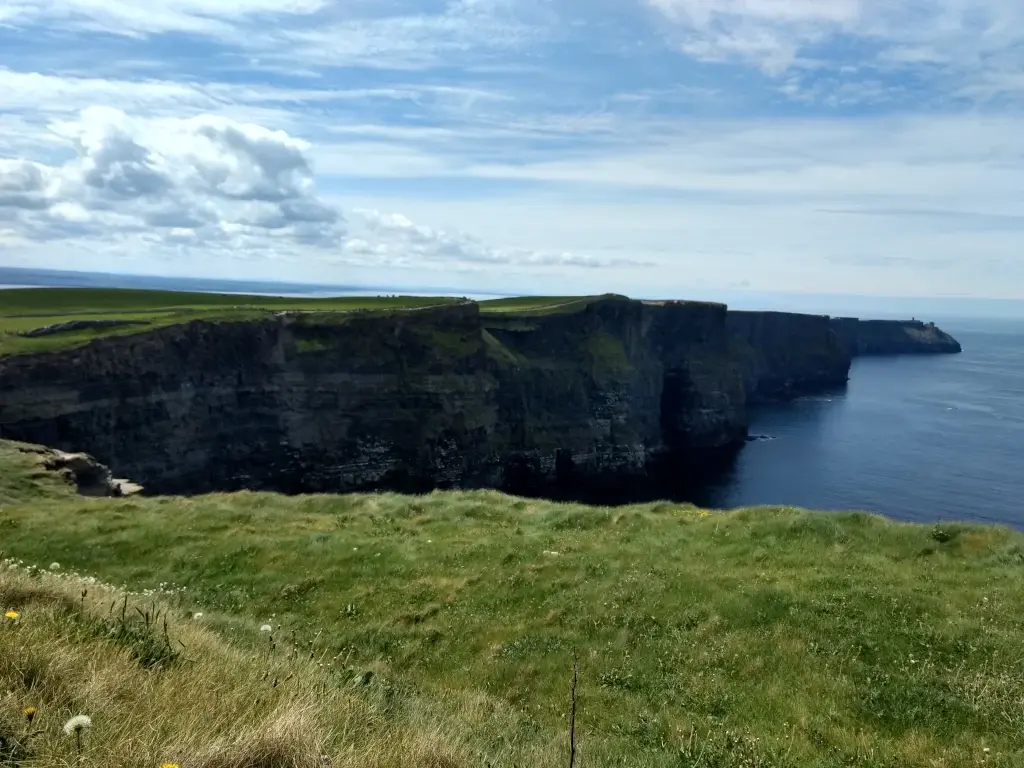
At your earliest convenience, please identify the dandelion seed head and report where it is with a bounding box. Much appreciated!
[49,562,61,570]
[63,714,92,736]
[193,612,204,620]
[260,624,273,632]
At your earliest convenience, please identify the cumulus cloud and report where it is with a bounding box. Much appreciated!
[1,108,623,273]
[0,107,346,251]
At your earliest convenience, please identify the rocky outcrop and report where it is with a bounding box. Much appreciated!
[0,298,748,497]
[12,441,142,497]
[727,311,852,403]
[830,318,962,356]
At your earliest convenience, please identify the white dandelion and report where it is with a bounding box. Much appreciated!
[63,714,92,736]
[193,612,204,620]
[63,714,92,754]
[260,624,273,632]
[49,562,61,570]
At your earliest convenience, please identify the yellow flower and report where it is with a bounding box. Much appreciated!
[24,706,36,723]
[4,610,18,620]
[161,763,181,768]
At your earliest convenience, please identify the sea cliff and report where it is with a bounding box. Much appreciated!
[0,297,746,496]
[0,296,961,498]
[726,311,851,403]
[831,317,963,356]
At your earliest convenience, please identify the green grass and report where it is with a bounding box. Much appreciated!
[478,296,607,315]
[0,288,460,357]
[0,287,460,315]
[0,288,720,358]
[0,287,626,358]
[2,440,1023,766]
[1,555,552,768]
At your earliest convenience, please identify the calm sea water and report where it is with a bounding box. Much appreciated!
[698,318,1024,527]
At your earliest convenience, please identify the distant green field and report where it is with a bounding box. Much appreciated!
[0,287,459,317]
[477,295,602,314]
[0,288,711,357]
[0,287,627,357]
[0,288,462,357]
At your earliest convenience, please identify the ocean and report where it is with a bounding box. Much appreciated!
[695,318,1024,527]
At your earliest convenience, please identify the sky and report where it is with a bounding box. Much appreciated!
[1,0,1023,305]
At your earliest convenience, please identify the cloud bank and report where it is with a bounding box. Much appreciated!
[1,0,1023,299]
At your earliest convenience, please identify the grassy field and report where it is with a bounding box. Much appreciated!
[0,288,722,357]
[2,440,1023,766]
[0,288,461,357]
[0,287,619,358]
[477,296,603,315]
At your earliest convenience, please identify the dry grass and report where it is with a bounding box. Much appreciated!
[0,562,560,768]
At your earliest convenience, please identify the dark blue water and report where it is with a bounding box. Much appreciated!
[704,318,1024,526]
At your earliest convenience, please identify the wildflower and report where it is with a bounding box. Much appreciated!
[161,763,181,768]
[49,562,61,570]
[24,706,36,724]
[63,715,92,737]
[193,612,204,620]
[260,624,273,632]
[4,610,18,620]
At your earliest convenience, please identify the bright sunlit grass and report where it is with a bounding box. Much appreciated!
[2,439,1023,766]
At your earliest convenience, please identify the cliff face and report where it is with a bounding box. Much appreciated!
[726,311,852,403]
[484,299,747,494]
[830,318,962,356]
[0,298,748,496]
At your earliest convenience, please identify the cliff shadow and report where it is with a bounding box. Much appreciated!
[499,445,744,508]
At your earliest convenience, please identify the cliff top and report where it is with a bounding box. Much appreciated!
[0,287,468,357]
[1,437,1022,766]
[0,288,720,357]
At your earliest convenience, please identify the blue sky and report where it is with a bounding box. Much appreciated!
[1,0,1023,302]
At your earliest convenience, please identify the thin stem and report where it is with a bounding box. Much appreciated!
[569,650,578,768]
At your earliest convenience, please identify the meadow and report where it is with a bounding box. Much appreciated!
[2,439,1023,766]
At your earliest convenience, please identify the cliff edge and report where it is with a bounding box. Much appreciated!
[830,318,963,356]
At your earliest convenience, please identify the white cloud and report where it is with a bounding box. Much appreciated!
[0,108,345,250]
[462,114,1024,209]
[0,0,543,72]
[645,0,1024,88]
[0,0,326,38]
[348,208,651,270]
[1,107,628,276]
